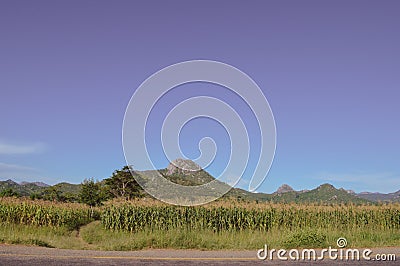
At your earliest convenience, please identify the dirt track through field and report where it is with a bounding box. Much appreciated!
[0,244,399,265]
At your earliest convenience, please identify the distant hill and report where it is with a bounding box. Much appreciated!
[160,159,215,186]
[20,181,49,187]
[0,179,47,196]
[1,160,399,204]
[0,179,81,198]
[264,184,400,204]
[275,184,294,194]
[53,182,81,194]
[270,183,370,204]
[224,183,369,204]
[151,159,374,204]
[356,190,400,202]
[0,179,21,191]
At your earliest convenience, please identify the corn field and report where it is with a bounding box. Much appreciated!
[1,198,399,234]
[101,203,400,232]
[0,198,94,230]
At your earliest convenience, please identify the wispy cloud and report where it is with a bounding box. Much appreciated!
[0,162,37,173]
[0,162,56,184]
[0,162,40,182]
[0,141,46,155]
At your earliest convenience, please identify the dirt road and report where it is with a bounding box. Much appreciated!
[0,245,398,265]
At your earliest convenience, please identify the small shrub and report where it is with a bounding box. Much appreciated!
[283,230,327,248]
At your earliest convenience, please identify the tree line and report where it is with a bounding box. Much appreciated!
[0,166,144,207]
[79,166,143,207]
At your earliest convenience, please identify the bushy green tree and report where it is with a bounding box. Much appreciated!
[79,178,107,207]
[30,193,42,200]
[42,186,63,202]
[104,166,142,200]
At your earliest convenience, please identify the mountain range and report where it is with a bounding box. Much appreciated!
[0,179,80,198]
[1,159,399,203]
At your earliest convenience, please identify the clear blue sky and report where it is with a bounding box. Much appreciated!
[1,0,399,193]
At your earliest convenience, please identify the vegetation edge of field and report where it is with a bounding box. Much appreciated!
[0,198,399,250]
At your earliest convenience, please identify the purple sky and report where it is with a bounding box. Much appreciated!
[1,0,399,193]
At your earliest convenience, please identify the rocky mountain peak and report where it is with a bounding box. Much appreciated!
[275,184,294,194]
[317,183,336,190]
[20,181,49,187]
[166,158,201,175]
[4,179,18,185]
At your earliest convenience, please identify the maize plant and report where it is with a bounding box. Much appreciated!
[0,198,94,230]
[101,203,400,232]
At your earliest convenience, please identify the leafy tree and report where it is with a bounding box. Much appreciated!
[79,178,107,207]
[63,192,79,202]
[104,166,142,200]
[30,193,42,200]
[42,185,63,202]
[0,188,20,197]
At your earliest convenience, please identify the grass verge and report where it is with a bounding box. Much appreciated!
[1,221,399,251]
[80,221,400,251]
[0,223,87,249]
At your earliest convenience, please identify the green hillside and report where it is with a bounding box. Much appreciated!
[265,184,370,204]
[1,159,396,204]
[0,179,81,201]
